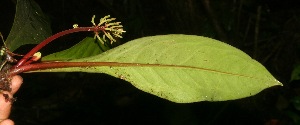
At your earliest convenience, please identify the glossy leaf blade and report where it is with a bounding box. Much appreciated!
[39,34,282,103]
[5,0,51,51]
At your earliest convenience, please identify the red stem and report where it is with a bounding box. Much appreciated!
[8,60,251,78]
[9,61,144,76]
[15,26,104,68]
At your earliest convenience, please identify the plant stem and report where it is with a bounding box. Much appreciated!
[9,61,136,76]
[15,26,104,68]
[8,60,250,77]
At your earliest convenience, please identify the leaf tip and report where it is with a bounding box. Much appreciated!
[274,79,283,86]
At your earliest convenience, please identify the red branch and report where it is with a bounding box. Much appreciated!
[15,26,104,68]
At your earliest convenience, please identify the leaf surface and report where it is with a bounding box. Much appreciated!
[42,37,110,61]
[39,34,282,103]
[5,0,52,51]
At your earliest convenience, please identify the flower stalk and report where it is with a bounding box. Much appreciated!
[0,15,126,93]
[15,15,125,68]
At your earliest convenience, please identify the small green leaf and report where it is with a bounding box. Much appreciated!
[5,0,51,51]
[37,34,282,103]
[42,37,110,61]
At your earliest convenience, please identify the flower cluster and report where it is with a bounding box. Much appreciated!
[91,15,126,44]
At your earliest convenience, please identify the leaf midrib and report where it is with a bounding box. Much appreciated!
[39,61,265,80]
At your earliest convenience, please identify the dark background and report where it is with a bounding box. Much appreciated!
[0,0,300,124]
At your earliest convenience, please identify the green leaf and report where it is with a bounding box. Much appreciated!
[38,34,282,103]
[42,37,110,61]
[5,0,51,52]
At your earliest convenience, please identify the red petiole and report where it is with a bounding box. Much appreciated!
[7,25,104,77]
